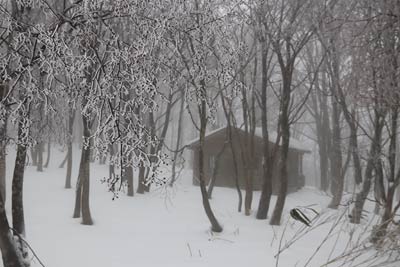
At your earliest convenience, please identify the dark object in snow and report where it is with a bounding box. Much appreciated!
[290,208,311,227]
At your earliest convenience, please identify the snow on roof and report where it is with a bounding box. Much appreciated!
[187,126,311,153]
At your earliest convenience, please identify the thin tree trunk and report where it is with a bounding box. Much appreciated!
[198,73,222,232]
[220,93,242,213]
[137,165,145,194]
[350,111,384,223]
[36,142,43,172]
[59,152,68,168]
[80,115,93,225]
[270,70,291,226]
[207,141,227,199]
[372,107,398,239]
[65,110,75,189]
[12,133,27,236]
[198,120,222,232]
[170,91,185,187]
[126,165,134,197]
[0,119,6,203]
[43,142,50,168]
[65,143,73,189]
[109,144,115,180]
[72,176,82,218]
[30,147,37,167]
[0,82,7,202]
[327,96,343,209]
[257,43,272,220]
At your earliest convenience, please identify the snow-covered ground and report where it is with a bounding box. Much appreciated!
[1,146,396,267]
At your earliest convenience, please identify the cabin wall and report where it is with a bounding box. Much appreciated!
[191,130,306,193]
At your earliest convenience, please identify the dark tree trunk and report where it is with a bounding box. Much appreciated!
[170,91,185,187]
[220,93,242,213]
[198,120,222,232]
[0,83,8,203]
[72,176,82,218]
[207,141,227,199]
[270,70,291,226]
[257,44,272,220]
[0,149,5,204]
[12,124,29,261]
[244,48,257,216]
[310,72,331,192]
[72,114,93,225]
[350,110,384,223]
[78,115,93,225]
[43,142,51,168]
[65,143,73,189]
[137,165,145,194]
[0,198,24,267]
[198,76,222,232]
[36,142,43,172]
[108,144,115,180]
[372,106,398,239]
[12,138,27,236]
[59,152,68,168]
[126,165,134,197]
[65,110,75,189]
[30,147,37,167]
[0,120,6,203]
[327,96,343,209]
[228,133,242,213]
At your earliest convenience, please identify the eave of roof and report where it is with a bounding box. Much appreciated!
[186,126,311,153]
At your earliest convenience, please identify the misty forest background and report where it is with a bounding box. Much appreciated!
[0,0,400,266]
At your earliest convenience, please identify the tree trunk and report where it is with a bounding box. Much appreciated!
[0,122,6,203]
[256,44,272,220]
[0,149,5,204]
[12,140,27,236]
[207,141,227,199]
[311,73,331,192]
[137,165,145,194]
[72,176,82,218]
[30,147,37,167]
[0,198,25,267]
[198,133,222,232]
[350,111,384,223]
[327,96,343,209]
[372,107,398,239]
[109,144,115,181]
[270,70,291,226]
[36,142,43,172]
[198,80,222,232]
[65,110,75,189]
[43,142,51,168]
[170,90,185,187]
[65,143,73,189]
[0,82,7,203]
[79,115,93,225]
[59,152,68,168]
[220,93,242,213]
[126,165,134,197]
[12,124,28,261]
[72,114,93,225]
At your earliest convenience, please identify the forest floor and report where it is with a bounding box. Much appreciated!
[2,146,397,267]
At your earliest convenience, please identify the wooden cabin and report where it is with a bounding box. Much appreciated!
[187,126,310,194]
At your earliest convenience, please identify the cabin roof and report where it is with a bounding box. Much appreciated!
[186,126,311,153]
